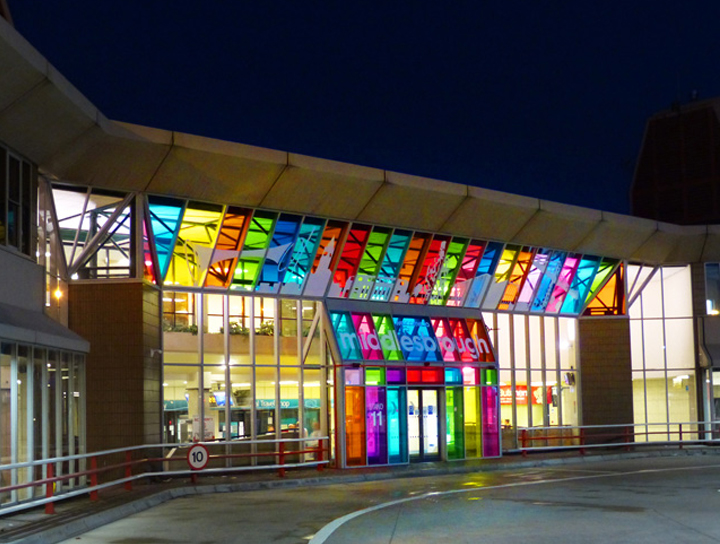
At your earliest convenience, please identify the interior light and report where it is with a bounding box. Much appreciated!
[566,320,576,343]
[70,273,79,280]
[162,383,168,387]
[54,288,63,300]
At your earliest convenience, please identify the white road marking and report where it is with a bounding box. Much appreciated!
[309,462,720,544]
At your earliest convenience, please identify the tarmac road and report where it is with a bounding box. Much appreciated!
[58,454,720,544]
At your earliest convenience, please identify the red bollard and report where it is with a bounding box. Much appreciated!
[278,442,286,478]
[45,464,55,515]
[579,428,586,456]
[316,439,324,472]
[89,457,99,501]
[125,451,133,491]
[624,426,631,452]
[679,424,683,449]
[521,429,528,457]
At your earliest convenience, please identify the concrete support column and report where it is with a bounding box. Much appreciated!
[68,281,162,453]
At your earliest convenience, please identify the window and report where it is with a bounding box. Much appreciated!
[705,263,720,315]
[0,146,36,257]
[629,265,697,440]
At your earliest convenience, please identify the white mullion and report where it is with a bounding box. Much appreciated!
[197,293,205,441]
[659,269,670,438]
[41,351,49,496]
[297,302,304,447]
[223,295,231,468]
[77,355,87,486]
[67,357,75,489]
[274,298,281,442]
[554,317,563,427]
[55,354,63,493]
[10,346,18,503]
[25,354,34,500]
[250,298,257,465]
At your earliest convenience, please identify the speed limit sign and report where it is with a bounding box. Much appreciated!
[187,444,209,470]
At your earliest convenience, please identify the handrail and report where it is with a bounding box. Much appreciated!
[0,436,330,517]
[512,421,720,457]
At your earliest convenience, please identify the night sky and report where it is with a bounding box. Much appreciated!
[9,2,720,214]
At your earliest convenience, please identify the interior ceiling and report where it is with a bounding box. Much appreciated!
[0,17,717,265]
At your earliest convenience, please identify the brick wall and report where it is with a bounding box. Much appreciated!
[578,317,633,427]
[68,282,162,454]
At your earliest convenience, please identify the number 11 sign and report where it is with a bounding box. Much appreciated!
[187,443,209,470]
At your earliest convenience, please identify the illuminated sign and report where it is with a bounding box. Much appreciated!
[331,311,495,363]
[500,385,553,406]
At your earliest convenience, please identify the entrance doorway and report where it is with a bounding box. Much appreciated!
[408,388,440,461]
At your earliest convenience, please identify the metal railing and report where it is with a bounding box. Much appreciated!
[0,436,330,517]
[512,421,720,456]
[4,421,719,517]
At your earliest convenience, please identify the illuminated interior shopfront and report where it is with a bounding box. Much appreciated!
[328,307,500,464]
[43,175,708,466]
[44,185,632,466]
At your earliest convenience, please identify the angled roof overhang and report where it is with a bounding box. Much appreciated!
[0,302,89,352]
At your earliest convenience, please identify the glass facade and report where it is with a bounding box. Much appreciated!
[50,188,623,317]
[328,309,500,465]
[7,166,715,480]
[47,183,711,461]
[162,294,332,460]
[0,342,85,504]
[488,313,579,449]
[629,265,697,441]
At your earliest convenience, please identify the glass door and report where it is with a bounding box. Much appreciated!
[408,388,440,461]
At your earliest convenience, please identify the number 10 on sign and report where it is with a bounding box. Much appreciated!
[187,444,209,470]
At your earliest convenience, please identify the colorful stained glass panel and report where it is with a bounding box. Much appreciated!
[371,230,412,302]
[429,238,468,305]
